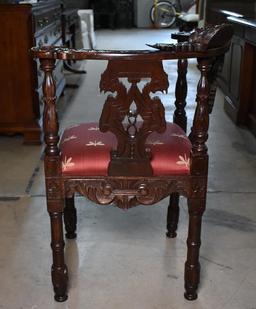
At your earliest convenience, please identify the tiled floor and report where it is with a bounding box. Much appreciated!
[0,29,256,309]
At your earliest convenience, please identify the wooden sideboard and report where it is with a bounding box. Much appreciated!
[208,7,256,136]
[0,1,80,144]
[220,17,256,136]
[206,2,256,137]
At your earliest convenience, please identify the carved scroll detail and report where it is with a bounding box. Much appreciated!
[65,178,189,209]
[188,24,234,50]
[148,24,234,53]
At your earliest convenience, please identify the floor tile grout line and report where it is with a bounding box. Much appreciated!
[24,152,44,195]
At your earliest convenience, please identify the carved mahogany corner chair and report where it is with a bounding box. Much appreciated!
[31,24,233,302]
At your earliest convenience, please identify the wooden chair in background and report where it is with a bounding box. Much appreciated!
[32,24,233,302]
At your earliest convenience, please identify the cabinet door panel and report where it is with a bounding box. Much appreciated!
[229,39,244,106]
[218,47,231,92]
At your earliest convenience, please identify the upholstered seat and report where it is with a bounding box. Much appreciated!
[60,122,191,176]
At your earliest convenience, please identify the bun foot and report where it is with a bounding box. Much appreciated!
[166,231,177,238]
[54,294,68,302]
[184,291,198,301]
[66,232,77,239]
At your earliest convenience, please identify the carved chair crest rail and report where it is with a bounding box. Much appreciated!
[32,43,230,60]
[31,24,233,302]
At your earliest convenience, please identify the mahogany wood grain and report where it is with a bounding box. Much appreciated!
[0,4,40,144]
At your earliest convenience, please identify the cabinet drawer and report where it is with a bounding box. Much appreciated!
[36,24,62,48]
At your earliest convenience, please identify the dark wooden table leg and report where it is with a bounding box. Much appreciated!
[64,196,77,239]
[166,193,180,238]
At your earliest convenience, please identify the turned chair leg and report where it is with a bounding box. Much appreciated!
[166,193,180,238]
[48,200,68,302]
[64,196,77,239]
[184,198,206,301]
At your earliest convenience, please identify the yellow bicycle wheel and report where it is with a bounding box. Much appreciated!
[150,1,177,28]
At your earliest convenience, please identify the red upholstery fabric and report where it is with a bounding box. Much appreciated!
[60,122,191,176]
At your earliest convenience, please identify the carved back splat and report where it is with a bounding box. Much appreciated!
[99,60,168,176]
